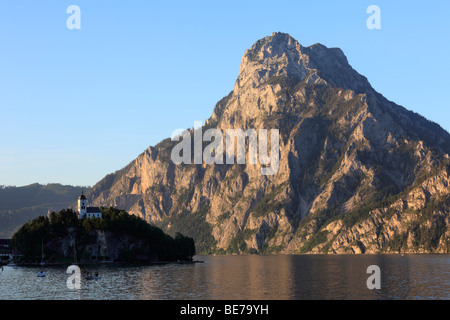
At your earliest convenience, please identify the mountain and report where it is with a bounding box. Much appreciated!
[86,32,450,254]
[0,183,86,238]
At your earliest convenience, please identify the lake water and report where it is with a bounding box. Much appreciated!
[0,254,448,300]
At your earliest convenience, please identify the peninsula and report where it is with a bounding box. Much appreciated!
[10,206,195,265]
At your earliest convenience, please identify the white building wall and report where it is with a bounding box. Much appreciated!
[78,199,87,218]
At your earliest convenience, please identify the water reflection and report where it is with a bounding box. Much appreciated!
[0,255,448,300]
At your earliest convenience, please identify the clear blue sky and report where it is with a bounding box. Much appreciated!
[1,0,449,187]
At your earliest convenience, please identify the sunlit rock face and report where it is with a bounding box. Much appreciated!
[88,32,450,254]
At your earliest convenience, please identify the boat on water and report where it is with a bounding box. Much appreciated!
[85,272,101,280]
[37,239,46,277]
[37,270,46,277]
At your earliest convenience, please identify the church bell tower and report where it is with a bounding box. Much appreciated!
[78,191,87,218]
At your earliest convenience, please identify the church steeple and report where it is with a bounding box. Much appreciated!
[78,190,87,218]
[78,190,86,200]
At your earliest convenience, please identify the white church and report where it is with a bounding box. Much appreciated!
[77,191,102,219]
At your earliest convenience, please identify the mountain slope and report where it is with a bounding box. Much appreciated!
[0,184,86,238]
[87,32,450,254]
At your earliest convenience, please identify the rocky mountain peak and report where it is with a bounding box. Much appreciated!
[236,32,373,94]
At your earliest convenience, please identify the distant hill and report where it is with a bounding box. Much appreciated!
[0,183,87,238]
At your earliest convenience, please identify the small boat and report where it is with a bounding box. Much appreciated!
[85,272,101,280]
[37,238,46,277]
[37,270,46,277]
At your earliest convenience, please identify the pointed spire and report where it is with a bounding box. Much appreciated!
[78,190,86,200]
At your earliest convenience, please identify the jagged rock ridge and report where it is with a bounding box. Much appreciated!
[87,32,450,254]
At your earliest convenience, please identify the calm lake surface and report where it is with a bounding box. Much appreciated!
[0,254,448,300]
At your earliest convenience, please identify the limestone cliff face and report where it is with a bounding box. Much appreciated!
[87,32,450,254]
